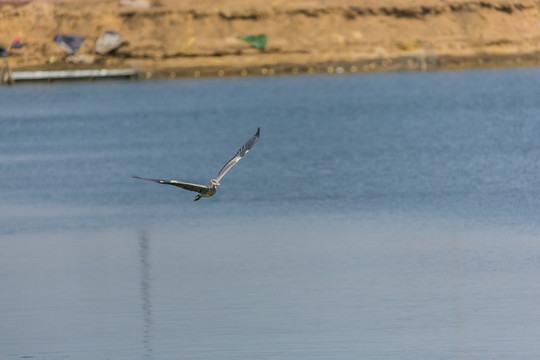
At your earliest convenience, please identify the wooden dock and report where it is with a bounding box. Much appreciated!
[2,68,138,84]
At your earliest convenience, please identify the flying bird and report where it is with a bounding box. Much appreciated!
[132,127,260,201]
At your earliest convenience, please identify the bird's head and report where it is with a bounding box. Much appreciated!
[210,179,221,187]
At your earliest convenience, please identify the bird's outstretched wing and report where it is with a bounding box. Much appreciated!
[131,175,208,193]
[215,127,260,182]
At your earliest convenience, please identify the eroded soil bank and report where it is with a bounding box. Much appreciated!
[2,0,540,79]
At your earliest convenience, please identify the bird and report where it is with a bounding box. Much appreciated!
[132,127,260,201]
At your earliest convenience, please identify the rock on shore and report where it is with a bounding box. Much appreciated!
[1,0,540,78]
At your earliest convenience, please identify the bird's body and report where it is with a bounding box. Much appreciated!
[130,177,219,201]
[132,127,260,201]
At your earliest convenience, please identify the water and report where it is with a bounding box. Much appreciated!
[1,69,540,359]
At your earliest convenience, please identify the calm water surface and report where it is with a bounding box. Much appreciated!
[1,69,540,359]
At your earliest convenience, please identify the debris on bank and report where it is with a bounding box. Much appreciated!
[237,34,268,51]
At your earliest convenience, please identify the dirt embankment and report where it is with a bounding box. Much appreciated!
[2,0,540,78]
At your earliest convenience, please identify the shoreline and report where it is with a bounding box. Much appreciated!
[4,50,540,83]
[2,0,540,82]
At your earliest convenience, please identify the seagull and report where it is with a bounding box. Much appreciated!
[132,127,260,201]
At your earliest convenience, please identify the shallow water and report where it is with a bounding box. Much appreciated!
[1,69,540,359]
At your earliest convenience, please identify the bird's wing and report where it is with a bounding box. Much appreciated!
[131,175,208,193]
[215,127,260,182]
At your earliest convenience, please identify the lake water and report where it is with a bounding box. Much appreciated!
[1,69,540,359]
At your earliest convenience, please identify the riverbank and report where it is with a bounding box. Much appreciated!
[2,0,540,80]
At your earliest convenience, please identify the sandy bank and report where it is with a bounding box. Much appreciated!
[2,0,540,79]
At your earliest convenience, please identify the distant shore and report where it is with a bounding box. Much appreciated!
[2,0,540,81]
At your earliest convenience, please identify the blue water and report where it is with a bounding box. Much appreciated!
[1,69,540,359]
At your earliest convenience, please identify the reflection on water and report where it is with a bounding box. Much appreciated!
[139,231,153,359]
[449,233,465,359]
[1,213,540,359]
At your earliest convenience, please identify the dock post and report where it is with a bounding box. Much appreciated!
[0,58,12,85]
